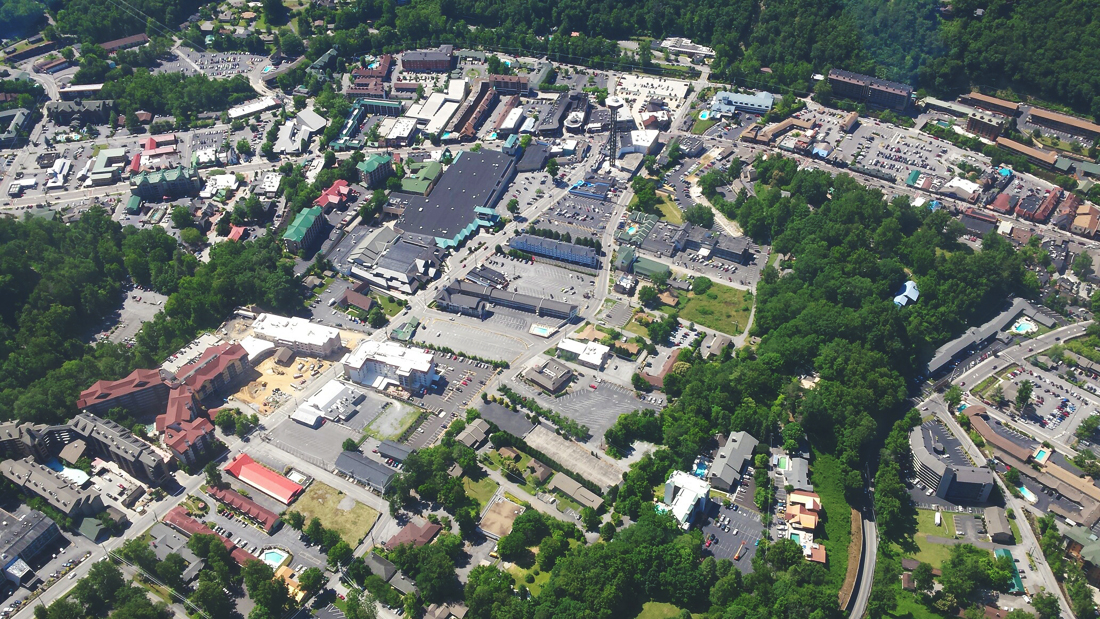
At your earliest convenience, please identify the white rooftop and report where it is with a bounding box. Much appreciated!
[238,335,275,362]
[664,470,710,525]
[557,339,610,367]
[342,340,434,376]
[252,314,341,348]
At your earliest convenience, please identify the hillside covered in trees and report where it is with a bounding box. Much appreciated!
[0,209,300,428]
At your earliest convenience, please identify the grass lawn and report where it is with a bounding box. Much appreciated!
[372,293,405,317]
[889,589,950,619]
[655,195,684,224]
[636,602,705,619]
[291,482,380,546]
[669,284,753,336]
[810,452,852,588]
[912,508,957,568]
[463,476,500,505]
[507,563,552,596]
[1010,517,1022,544]
[624,314,651,338]
[691,112,718,135]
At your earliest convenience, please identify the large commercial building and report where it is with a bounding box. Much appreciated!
[959,92,1020,117]
[0,505,60,584]
[435,280,578,320]
[1,457,105,517]
[400,45,454,72]
[69,413,172,484]
[966,110,1006,140]
[335,450,395,493]
[1028,107,1100,140]
[909,425,994,504]
[175,342,250,400]
[708,431,758,491]
[349,228,443,294]
[827,69,912,111]
[77,368,170,417]
[357,154,394,188]
[509,234,599,268]
[995,137,1059,169]
[710,91,774,116]
[129,166,201,200]
[282,205,325,253]
[251,314,342,356]
[659,471,711,529]
[395,149,515,249]
[488,74,528,95]
[341,340,437,393]
[224,453,303,504]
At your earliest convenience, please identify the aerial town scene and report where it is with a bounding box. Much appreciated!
[1,1,1100,619]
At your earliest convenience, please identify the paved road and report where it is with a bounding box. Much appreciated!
[917,321,1091,619]
[848,513,877,619]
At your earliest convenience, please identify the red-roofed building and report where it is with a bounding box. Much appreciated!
[1020,188,1063,223]
[384,520,442,550]
[164,415,215,466]
[988,192,1018,215]
[206,485,281,532]
[224,453,303,504]
[175,342,251,400]
[157,386,216,466]
[352,54,393,80]
[77,369,170,417]
[228,225,247,241]
[163,506,260,566]
[101,33,150,54]
[314,179,354,212]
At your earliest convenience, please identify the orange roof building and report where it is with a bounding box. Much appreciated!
[224,453,303,504]
[77,369,170,417]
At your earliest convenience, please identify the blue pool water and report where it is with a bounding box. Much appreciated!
[262,549,289,568]
[1018,486,1038,504]
[699,111,711,120]
[1036,449,1048,459]
[790,533,801,544]
[694,465,707,478]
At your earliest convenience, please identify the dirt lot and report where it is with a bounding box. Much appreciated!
[479,497,524,538]
[230,356,335,416]
[292,482,380,546]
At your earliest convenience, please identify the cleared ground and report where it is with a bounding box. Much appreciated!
[670,284,752,336]
[268,416,359,469]
[365,402,421,441]
[292,482,380,546]
[523,426,626,490]
[480,497,524,538]
[231,356,335,415]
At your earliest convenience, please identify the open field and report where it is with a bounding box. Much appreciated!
[656,195,683,224]
[463,476,500,505]
[912,508,956,567]
[691,112,718,135]
[670,284,752,336]
[480,498,524,538]
[291,482,380,546]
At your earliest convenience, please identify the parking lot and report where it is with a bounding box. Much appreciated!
[598,299,633,328]
[268,416,361,469]
[1002,365,1094,438]
[418,315,529,363]
[485,256,597,303]
[408,351,499,416]
[94,288,168,344]
[700,498,764,570]
[524,379,656,443]
[176,50,268,78]
[505,171,555,217]
[534,194,616,236]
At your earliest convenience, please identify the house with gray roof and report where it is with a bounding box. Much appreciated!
[708,431,758,492]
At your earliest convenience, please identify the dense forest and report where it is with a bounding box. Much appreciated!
[0,209,300,427]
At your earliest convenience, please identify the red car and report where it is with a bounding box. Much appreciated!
[590,384,597,389]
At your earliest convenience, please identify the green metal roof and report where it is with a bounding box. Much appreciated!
[358,153,392,174]
[125,195,142,214]
[283,206,323,243]
[633,256,670,278]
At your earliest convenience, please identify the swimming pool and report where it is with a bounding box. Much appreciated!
[699,111,711,120]
[529,324,554,338]
[1036,449,1048,460]
[261,548,290,569]
[789,533,801,544]
[694,464,707,478]
[1011,318,1037,335]
[776,456,789,469]
[1018,486,1039,504]
[627,225,638,234]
